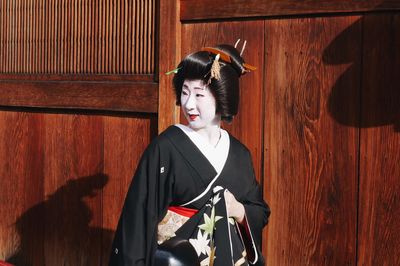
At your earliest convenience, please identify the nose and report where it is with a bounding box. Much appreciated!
[184,93,196,111]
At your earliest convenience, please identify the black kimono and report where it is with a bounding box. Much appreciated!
[109,125,270,266]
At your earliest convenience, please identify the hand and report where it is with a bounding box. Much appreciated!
[224,190,245,223]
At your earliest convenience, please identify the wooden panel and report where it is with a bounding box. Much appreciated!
[0,81,158,113]
[181,0,400,21]
[0,0,158,113]
[181,21,265,181]
[0,110,156,264]
[102,114,157,262]
[0,112,44,264]
[357,14,400,266]
[42,114,104,265]
[158,0,181,131]
[264,16,361,265]
[0,0,156,74]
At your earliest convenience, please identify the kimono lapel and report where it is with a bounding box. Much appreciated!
[164,126,218,187]
[164,127,250,265]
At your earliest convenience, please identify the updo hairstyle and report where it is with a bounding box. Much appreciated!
[172,44,247,123]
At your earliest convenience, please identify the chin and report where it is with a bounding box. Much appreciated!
[187,121,204,130]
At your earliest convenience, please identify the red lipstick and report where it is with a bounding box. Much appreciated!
[189,114,198,121]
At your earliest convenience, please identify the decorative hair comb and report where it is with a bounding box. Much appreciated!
[165,42,257,77]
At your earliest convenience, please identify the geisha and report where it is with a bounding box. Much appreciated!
[109,43,270,266]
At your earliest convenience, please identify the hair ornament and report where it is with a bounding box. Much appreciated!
[200,46,257,74]
[234,39,247,56]
[240,40,247,56]
[234,39,241,48]
[208,53,221,84]
[165,67,181,75]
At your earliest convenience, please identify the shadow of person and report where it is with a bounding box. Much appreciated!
[7,174,114,266]
[323,11,399,132]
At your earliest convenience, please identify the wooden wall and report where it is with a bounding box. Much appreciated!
[264,17,360,265]
[0,1,399,265]
[0,110,157,264]
[172,1,400,265]
[357,14,400,265]
[0,0,158,264]
[0,0,155,74]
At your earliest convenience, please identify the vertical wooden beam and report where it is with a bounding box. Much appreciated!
[357,13,400,266]
[158,0,181,132]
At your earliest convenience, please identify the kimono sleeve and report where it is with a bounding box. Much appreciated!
[241,150,271,265]
[109,140,173,266]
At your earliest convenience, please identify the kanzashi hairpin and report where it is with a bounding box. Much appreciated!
[203,53,222,84]
[165,67,181,75]
[210,54,221,82]
[234,39,247,56]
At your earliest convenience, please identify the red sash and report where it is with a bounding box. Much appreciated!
[168,206,198,218]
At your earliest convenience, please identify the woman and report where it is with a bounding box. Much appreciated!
[109,44,270,266]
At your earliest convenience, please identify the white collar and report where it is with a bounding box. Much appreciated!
[175,124,230,174]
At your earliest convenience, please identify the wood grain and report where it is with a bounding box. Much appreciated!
[0,0,158,115]
[157,0,181,131]
[0,1,398,265]
[181,20,265,182]
[181,0,400,21]
[0,74,154,82]
[0,81,158,113]
[42,113,104,265]
[102,114,157,262]
[0,111,44,264]
[0,0,156,75]
[0,110,157,264]
[263,16,361,265]
[357,13,400,266]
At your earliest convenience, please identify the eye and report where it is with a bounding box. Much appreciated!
[181,90,188,96]
[196,94,204,97]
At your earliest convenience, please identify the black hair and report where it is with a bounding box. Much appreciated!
[172,44,246,123]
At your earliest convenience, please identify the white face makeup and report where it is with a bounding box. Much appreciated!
[180,79,221,131]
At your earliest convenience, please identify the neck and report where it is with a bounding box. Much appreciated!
[195,124,221,147]
[189,116,222,146]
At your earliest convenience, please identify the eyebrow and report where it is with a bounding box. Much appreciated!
[182,84,205,90]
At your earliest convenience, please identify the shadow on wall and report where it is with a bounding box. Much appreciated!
[323,14,399,132]
[7,174,114,266]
